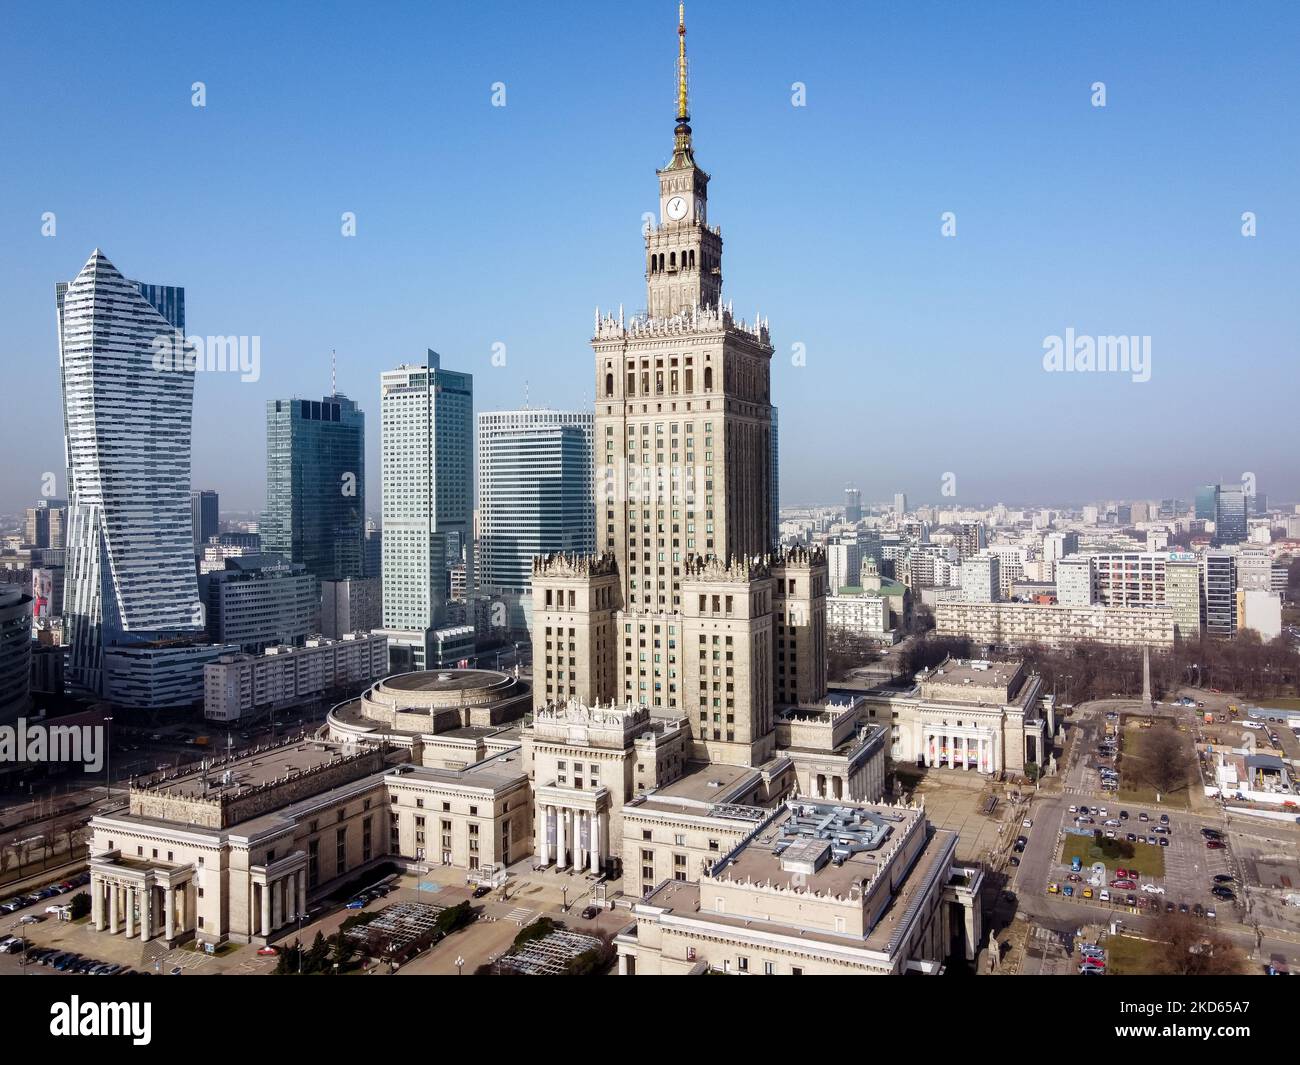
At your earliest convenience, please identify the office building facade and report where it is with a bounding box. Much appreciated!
[477,409,594,634]
[379,354,473,671]
[262,394,366,581]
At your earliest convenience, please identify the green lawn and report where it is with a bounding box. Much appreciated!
[1059,833,1166,878]
[1105,934,1162,975]
[1260,697,1300,711]
[1115,720,1192,810]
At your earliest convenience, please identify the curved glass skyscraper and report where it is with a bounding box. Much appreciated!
[57,250,203,695]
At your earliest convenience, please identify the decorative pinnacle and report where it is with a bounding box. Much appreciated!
[677,3,689,122]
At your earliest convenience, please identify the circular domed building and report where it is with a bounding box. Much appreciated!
[327,668,531,768]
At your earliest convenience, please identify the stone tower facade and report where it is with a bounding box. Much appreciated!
[531,6,827,769]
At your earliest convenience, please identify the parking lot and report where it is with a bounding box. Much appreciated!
[1039,800,1243,923]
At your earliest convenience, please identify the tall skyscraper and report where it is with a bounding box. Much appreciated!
[532,11,826,768]
[57,250,203,695]
[893,492,907,516]
[477,409,594,633]
[25,499,68,549]
[262,393,366,581]
[1194,485,1218,521]
[378,352,473,671]
[844,486,863,524]
[191,489,219,550]
[1212,484,1247,546]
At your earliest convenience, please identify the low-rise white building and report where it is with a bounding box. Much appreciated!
[204,632,389,723]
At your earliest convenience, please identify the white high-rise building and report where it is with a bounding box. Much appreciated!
[826,538,863,595]
[476,409,594,634]
[57,250,203,695]
[960,553,1000,603]
[378,353,473,672]
[1055,556,1095,606]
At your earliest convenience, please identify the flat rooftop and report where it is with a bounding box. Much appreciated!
[927,659,1021,688]
[712,801,921,897]
[383,669,510,692]
[649,762,761,805]
[138,740,350,800]
[641,823,955,957]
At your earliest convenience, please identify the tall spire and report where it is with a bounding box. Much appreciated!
[677,3,689,122]
[669,3,694,167]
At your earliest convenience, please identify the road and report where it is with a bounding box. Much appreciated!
[1012,697,1300,971]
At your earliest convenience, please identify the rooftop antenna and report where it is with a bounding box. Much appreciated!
[524,379,530,409]
[331,349,337,395]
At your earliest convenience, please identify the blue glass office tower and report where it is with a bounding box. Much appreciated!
[262,394,366,581]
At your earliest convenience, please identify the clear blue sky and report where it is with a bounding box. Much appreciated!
[2,0,1296,513]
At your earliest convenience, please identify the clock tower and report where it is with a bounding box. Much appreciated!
[646,4,722,318]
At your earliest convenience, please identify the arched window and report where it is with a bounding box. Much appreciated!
[605,372,614,397]
[704,366,713,391]
[669,252,677,269]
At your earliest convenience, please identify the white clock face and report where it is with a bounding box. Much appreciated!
[665,196,689,221]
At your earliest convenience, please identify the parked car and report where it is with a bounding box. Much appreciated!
[1067,873,1083,882]
[580,905,600,920]
[1206,906,1216,919]
[344,898,367,910]
[1206,840,1226,850]
[1159,814,1170,824]
[1009,856,1020,867]
[1142,884,1166,894]
[471,885,492,899]
[1165,901,1176,913]
[1212,886,1236,901]
[1099,889,1111,902]
[1139,812,1150,822]
[1212,874,1234,884]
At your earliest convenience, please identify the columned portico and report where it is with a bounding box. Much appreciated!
[924,726,998,774]
[534,786,610,876]
[89,851,198,947]
[249,850,310,944]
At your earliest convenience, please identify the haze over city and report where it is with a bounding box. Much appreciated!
[1,0,1297,512]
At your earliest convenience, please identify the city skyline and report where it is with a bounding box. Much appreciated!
[2,1,1298,513]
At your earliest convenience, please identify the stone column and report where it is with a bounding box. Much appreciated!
[556,807,568,870]
[109,881,120,934]
[297,870,306,918]
[537,804,550,865]
[92,877,105,931]
[125,886,135,938]
[590,810,602,874]
[260,881,271,940]
[139,885,152,942]
[271,877,281,932]
[164,886,176,942]
[618,952,629,975]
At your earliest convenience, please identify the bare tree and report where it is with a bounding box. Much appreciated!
[1134,724,1192,797]
[1148,912,1246,975]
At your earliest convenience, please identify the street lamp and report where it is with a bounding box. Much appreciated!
[455,954,464,976]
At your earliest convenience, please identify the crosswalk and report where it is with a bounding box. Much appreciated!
[505,907,534,926]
